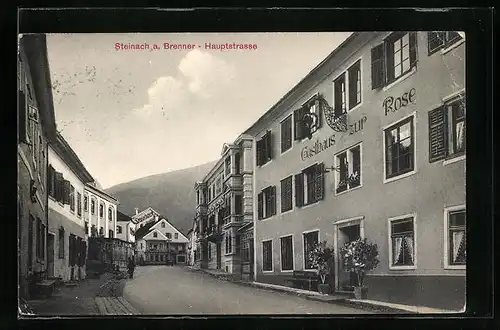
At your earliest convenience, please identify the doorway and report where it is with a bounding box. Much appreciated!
[216,242,221,269]
[335,221,362,292]
[47,233,55,277]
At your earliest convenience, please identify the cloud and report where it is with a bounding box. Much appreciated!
[134,49,236,119]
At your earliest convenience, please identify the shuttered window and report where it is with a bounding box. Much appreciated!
[259,186,277,220]
[334,74,347,116]
[428,31,463,55]
[18,91,28,143]
[70,185,75,211]
[280,176,293,212]
[281,115,293,153]
[58,227,65,259]
[256,131,273,166]
[63,180,71,205]
[294,173,304,207]
[303,231,319,270]
[293,107,308,140]
[262,240,273,271]
[385,116,415,179]
[348,60,362,109]
[371,32,418,89]
[428,107,448,162]
[298,163,325,206]
[257,192,264,220]
[280,235,293,271]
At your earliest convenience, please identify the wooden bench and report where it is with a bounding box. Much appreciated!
[285,270,318,291]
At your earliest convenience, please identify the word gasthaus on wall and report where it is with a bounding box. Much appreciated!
[301,116,368,161]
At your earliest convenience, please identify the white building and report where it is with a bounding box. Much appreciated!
[84,183,118,239]
[116,210,136,244]
[47,132,94,281]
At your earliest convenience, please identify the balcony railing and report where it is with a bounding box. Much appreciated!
[205,223,223,242]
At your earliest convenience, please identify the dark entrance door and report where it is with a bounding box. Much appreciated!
[47,233,55,277]
[338,224,361,291]
[216,243,221,269]
[249,240,254,281]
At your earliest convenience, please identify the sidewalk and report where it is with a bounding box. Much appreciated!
[187,266,459,314]
[22,271,138,316]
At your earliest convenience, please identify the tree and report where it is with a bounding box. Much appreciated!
[339,238,379,287]
[308,241,334,284]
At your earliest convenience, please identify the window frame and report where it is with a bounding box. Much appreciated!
[302,229,320,271]
[334,142,363,196]
[76,191,82,217]
[279,234,294,272]
[383,112,417,183]
[297,162,324,207]
[280,175,293,213]
[258,185,276,220]
[427,31,464,55]
[332,57,363,116]
[387,213,417,270]
[69,185,75,213]
[280,114,293,154]
[261,239,274,273]
[443,205,466,270]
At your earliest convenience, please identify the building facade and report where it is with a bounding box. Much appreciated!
[84,183,118,239]
[18,34,58,299]
[135,216,189,265]
[47,132,94,281]
[116,210,136,244]
[248,32,465,310]
[193,136,254,279]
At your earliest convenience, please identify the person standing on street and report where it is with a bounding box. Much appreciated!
[127,256,135,279]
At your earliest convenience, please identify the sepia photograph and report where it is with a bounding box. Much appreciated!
[17,30,466,317]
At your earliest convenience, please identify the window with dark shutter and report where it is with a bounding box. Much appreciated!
[409,32,418,68]
[281,115,292,153]
[257,192,263,220]
[256,139,263,166]
[295,173,304,207]
[314,98,322,129]
[428,32,446,54]
[294,107,307,140]
[280,176,293,212]
[315,163,325,202]
[270,186,277,216]
[371,43,385,89]
[265,131,273,161]
[18,91,27,143]
[428,106,448,162]
[63,180,71,205]
[348,60,362,109]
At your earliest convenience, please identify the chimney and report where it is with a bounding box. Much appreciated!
[135,207,139,215]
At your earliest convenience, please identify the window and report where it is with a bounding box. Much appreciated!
[294,98,322,141]
[335,144,362,194]
[303,231,319,270]
[108,207,113,221]
[84,195,88,211]
[208,243,212,260]
[235,153,241,174]
[36,218,41,259]
[28,215,33,268]
[262,240,273,271]
[235,195,243,215]
[91,199,96,214]
[281,115,293,153]
[390,216,415,268]
[117,226,122,234]
[280,235,294,271]
[58,227,65,259]
[216,175,222,196]
[77,192,82,216]
[225,156,231,175]
[166,232,172,239]
[99,227,104,236]
[161,222,165,228]
[333,74,347,117]
[141,243,143,250]
[428,31,463,55]
[257,186,276,220]
[280,176,293,212]
[446,208,466,267]
[384,116,415,180]
[295,163,325,207]
[153,232,158,238]
[256,130,273,166]
[109,230,114,238]
[84,221,89,235]
[225,231,232,254]
[371,32,417,89]
[428,97,466,162]
[334,61,362,115]
[175,233,178,239]
[348,60,362,109]
[69,185,75,211]
[99,203,104,218]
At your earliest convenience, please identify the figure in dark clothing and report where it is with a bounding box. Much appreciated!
[127,257,135,279]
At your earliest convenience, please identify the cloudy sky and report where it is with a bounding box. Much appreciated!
[46,32,351,189]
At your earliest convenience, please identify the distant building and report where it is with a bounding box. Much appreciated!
[116,210,136,244]
[131,207,161,229]
[47,132,94,282]
[84,183,118,239]
[134,214,189,265]
[18,34,58,299]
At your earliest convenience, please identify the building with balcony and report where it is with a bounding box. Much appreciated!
[47,132,94,282]
[116,210,136,244]
[18,34,58,299]
[193,136,254,279]
[84,183,119,239]
[246,31,465,310]
[135,217,189,265]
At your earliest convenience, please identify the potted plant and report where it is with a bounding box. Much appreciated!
[340,238,379,300]
[308,241,334,295]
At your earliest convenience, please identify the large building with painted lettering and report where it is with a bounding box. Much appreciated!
[247,32,465,310]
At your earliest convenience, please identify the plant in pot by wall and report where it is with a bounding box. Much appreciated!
[308,241,335,295]
[340,238,379,300]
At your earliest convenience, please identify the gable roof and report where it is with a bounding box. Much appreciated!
[133,220,159,240]
[150,218,189,242]
[143,228,169,241]
[117,210,132,222]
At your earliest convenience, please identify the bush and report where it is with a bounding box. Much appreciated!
[339,238,379,287]
[308,241,334,284]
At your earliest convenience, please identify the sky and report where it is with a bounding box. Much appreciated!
[46,32,352,189]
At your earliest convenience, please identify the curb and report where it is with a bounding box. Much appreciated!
[190,267,414,314]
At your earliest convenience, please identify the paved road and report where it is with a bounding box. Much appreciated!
[122,266,372,314]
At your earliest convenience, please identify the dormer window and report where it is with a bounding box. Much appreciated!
[153,232,158,238]
[161,222,165,228]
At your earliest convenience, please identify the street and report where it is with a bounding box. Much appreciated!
[123,266,372,314]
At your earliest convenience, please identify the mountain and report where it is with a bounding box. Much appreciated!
[105,161,217,235]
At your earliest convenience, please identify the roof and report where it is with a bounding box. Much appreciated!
[133,220,159,240]
[236,32,358,138]
[85,183,119,204]
[131,207,160,224]
[51,132,94,184]
[117,210,133,222]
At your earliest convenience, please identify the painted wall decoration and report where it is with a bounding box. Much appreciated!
[383,88,416,116]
